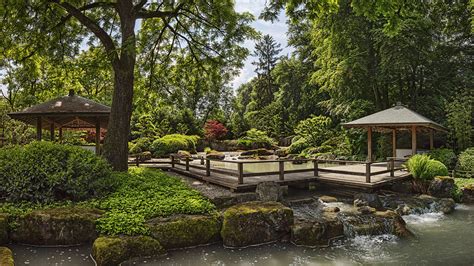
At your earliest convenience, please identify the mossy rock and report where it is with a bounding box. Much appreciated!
[206,151,225,160]
[291,216,344,247]
[221,201,293,247]
[10,207,103,245]
[0,247,14,266]
[147,214,222,249]
[92,236,164,266]
[0,214,8,245]
[240,149,274,157]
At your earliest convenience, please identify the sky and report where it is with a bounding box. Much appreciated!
[232,0,292,89]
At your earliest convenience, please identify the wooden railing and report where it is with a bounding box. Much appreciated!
[165,156,404,185]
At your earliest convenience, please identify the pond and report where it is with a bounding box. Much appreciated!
[8,204,474,265]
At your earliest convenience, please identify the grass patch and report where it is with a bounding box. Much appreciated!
[0,168,216,236]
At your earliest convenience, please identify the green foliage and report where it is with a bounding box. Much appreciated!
[0,142,112,203]
[89,168,215,236]
[446,95,473,152]
[287,137,310,154]
[237,129,276,149]
[453,178,474,202]
[406,154,449,181]
[150,134,199,157]
[129,137,153,154]
[294,116,332,147]
[456,147,474,178]
[429,148,457,170]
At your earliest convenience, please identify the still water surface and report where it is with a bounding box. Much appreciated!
[9,204,474,265]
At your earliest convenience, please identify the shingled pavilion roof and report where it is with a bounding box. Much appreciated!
[8,90,110,129]
[343,104,447,132]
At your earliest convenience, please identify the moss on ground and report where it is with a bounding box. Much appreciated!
[0,247,14,266]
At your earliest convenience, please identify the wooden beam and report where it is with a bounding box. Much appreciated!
[36,117,42,141]
[392,129,397,158]
[95,119,101,155]
[367,126,372,162]
[59,127,63,143]
[429,129,434,150]
[411,125,417,155]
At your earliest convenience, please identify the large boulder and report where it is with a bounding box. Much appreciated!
[353,193,383,210]
[390,181,414,194]
[177,150,193,161]
[461,185,474,203]
[339,211,413,238]
[10,207,103,245]
[436,198,456,214]
[221,201,293,247]
[147,214,221,249]
[428,176,455,198]
[0,247,14,266]
[256,181,283,202]
[291,212,344,247]
[92,236,164,266]
[0,214,8,244]
[211,193,258,209]
[206,151,225,160]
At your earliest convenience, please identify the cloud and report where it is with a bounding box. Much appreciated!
[231,0,293,89]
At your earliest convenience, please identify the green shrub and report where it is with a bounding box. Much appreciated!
[89,168,215,235]
[294,115,332,147]
[429,148,457,170]
[287,137,310,154]
[0,142,112,203]
[129,137,153,154]
[237,129,275,149]
[150,134,199,157]
[456,148,474,177]
[406,154,449,181]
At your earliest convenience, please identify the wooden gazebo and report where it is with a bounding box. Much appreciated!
[7,90,110,154]
[343,103,447,161]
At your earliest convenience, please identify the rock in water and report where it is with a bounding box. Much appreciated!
[318,195,338,203]
[291,213,344,247]
[221,201,293,247]
[147,214,222,249]
[461,185,474,203]
[428,176,455,198]
[0,247,14,266]
[9,207,103,245]
[206,151,225,160]
[92,236,164,266]
[256,181,283,202]
[353,193,383,210]
[437,198,456,214]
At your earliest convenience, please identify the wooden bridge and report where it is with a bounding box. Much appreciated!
[129,156,411,192]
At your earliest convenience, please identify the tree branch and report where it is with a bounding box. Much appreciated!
[48,0,119,64]
[136,3,184,19]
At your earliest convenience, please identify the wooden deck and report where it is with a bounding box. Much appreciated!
[130,157,411,192]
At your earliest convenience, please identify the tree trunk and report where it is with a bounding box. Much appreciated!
[103,1,136,171]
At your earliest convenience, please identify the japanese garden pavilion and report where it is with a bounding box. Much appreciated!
[7,90,110,154]
[343,103,447,161]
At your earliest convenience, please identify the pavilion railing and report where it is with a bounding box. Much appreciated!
[163,155,405,185]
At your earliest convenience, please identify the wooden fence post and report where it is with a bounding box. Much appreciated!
[313,160,319,177]
[135,155,140,167]
[206,159,211,176]
[201,156,205,165]
[238,162,244,184]
[185,157,190,171]
[279,160,285,181]
[170,155,175,168]
[365,162,371,183]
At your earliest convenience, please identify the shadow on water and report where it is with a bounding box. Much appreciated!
[7,204,474,265]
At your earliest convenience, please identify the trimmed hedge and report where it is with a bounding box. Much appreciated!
[456,148,474,178]
[150,134,199,157]
[0,141,112,203]
[429,148,457,170]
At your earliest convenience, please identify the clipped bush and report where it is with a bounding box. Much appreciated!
[406,154,449,181]
[150,134,199,157]
[287,137,309,154]
[237,129,276,149]
[129,137,153,155]
[429,148,457,170]
[456,147,474,178]
[0,141,112,203]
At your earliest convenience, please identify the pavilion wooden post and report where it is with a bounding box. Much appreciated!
[58,127,63,143]
[50,123,55,141]
[95,119,101,155]
[367,126,373,162]
[36,117,42,141]
[392,129,397,158]
[411,125,417,155]
[429,129,434,150]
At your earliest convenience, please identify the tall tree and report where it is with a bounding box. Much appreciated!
[1,1,253,170]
